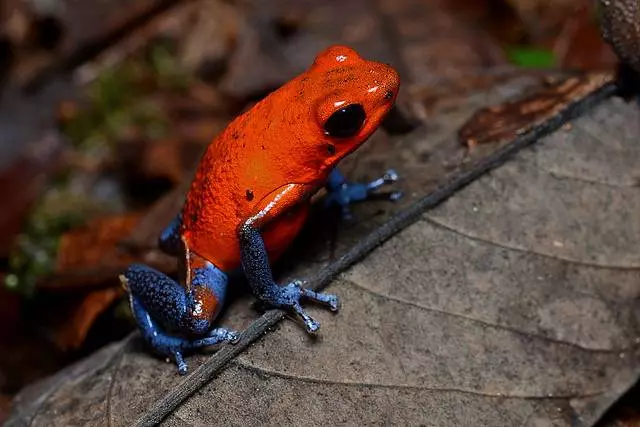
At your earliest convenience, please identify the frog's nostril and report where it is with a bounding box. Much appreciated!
[384,90,394,100]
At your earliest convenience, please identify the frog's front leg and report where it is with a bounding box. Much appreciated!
[121,255,238,375]
[325,168,403,220]
[239,223,339,333]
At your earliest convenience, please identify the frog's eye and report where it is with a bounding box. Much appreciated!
[323,104,366,138]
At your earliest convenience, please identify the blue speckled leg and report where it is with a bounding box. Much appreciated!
[122,262,239,375]
[239,224,339,333]
[325,168,402,220]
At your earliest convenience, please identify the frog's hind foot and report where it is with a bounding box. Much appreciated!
[240,224,340,335]
[121,263,238,375]
[126,294,239,375]
[325,168,403,220]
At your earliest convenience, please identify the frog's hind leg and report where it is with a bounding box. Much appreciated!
[158,213,183,256]
[324,168,402,220]
[121,257,238,375]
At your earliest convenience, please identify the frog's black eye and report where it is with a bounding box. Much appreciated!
[324,103,366,138]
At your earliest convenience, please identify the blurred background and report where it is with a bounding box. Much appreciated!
[0,0,630,422]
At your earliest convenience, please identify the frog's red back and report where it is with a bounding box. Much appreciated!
[181,45,400,271]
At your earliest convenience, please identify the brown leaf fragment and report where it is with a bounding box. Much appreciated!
[408,67,558,119]
[51,287,124,351]
[38,212,165,291]
[459,72,614,148]
[55,212,143,275]
[551,5,618,71]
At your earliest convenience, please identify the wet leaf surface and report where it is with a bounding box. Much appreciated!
[5,68,631,427]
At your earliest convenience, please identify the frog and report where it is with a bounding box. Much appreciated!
[120,45,401,374]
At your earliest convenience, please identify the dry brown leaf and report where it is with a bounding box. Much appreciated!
[458,72,614,148]
[7,68,635,427]
[55,212,143,275]
[51,287,124,351]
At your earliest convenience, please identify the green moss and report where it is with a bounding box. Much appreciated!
[62,41,190,151]
[5,189,107,295]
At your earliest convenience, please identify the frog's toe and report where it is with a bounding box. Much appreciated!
[388,190,404,201]
[325,168,402,216]
[292,303,321,334]
[264,281,339,334]
[191,327,240,348]
[365,168,402,194]
[174,351,188,375]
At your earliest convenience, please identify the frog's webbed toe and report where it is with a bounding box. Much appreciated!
[265,280,339,333]
[324,168,402,219]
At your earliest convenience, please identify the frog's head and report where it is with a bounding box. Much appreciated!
[307,45,400,161]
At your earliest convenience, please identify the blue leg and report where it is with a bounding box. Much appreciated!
[325,168,402,220]
[121,260,239,375]
[239,224,339,333]
[158,214,183,256]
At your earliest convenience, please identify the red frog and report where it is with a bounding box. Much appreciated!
[121,45,401,374]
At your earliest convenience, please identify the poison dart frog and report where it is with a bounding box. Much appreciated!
[120,45,401,374]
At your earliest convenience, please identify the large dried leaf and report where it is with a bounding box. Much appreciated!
[6,68,632,426]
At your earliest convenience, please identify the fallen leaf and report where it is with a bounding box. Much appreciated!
[37,212,162,291]
[5,67,631,427]
[550,5,617,71]
[55,212,143,275]
[51,287,125,351]
[458,72,614,148]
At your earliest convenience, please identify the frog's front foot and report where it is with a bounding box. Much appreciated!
[239,224,340,334]
[325,168,403,220]
[259,280,340,333]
